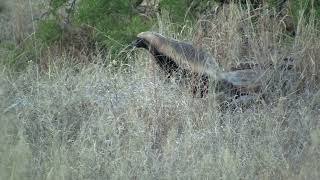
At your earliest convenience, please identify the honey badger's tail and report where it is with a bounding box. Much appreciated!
[216,69,270,92]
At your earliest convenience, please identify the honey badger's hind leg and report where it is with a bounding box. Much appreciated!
[191,73,209,98]
[200,75,209,98]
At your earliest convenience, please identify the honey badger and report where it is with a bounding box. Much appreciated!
[132,31,219,97]
[132,31,270,98]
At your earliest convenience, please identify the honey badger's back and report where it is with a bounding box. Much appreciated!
[167,39,219,75]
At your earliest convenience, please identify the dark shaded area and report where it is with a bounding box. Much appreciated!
[0,1,5,13]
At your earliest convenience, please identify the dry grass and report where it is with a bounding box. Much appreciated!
[0,0,39,44]
[0,1,320,180]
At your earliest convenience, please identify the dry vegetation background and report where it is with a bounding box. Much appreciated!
[0,0,320,179]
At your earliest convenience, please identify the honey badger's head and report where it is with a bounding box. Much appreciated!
[132,32,166,52]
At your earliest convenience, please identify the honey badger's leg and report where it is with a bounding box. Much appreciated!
[200,75,209,97]
[191,73,198,97]
[191,73,209,98]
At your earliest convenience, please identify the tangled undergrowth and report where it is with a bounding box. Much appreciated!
[1,53,319,179]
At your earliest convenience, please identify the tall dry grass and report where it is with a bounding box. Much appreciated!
[0,2,320,180]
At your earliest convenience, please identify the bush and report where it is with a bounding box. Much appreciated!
[37,20,62,44]
[0,1,5,13]
[28,0,320,68]
[74,0,153,52]
[289,0,320,23]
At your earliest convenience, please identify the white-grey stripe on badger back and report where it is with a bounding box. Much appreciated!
[168,39,219,75]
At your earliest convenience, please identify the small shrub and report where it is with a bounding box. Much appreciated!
[50,0,68,11]
[74,0,153,52]
[37,20,62,44]
[159,0,217,24]
[0,1,5,13]
[289,0,320,23]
